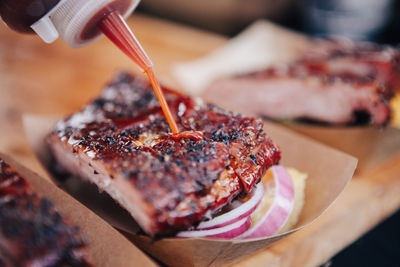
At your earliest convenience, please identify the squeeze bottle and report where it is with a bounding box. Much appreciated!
[0,0,181,133]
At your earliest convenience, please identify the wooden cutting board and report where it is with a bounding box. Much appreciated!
[0,14,399,267]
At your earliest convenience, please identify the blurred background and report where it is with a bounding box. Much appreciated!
[0,1,399,266]
[138,0,400,44]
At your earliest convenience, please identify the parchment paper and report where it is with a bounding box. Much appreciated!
[172,20,310,95]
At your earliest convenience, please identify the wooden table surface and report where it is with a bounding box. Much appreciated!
[1,14,400,267]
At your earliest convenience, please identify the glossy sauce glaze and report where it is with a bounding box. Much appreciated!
[169,131,204,141]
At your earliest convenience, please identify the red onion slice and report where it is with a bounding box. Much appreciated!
[176,217,251,239]
[240,165,295,239]
[196,182,264,230]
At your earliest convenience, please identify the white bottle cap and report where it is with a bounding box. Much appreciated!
[31,0,140,48]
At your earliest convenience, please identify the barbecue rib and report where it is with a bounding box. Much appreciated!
[47,73,281,236]
[0,159,91,267]
[204,38,399,126]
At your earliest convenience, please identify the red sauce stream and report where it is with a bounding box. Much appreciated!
[99,11,180,134]
[145,69,180,134]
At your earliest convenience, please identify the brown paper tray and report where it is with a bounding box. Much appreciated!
[0,153,157,267]
[23,114,357,267]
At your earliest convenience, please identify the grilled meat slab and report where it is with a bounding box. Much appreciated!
[205,67,391,126]
[205,38,398,126]
[47,73,280,236]
[0,159,91,267]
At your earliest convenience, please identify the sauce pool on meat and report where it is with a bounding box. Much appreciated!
[170,131,204,141]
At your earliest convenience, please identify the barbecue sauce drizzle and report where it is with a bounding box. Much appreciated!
[99,11,202,140]
[170,131,204,141]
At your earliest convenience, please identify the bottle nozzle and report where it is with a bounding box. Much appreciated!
[99,11,153,72]
[31,16,59,43]
[30,0,140,48]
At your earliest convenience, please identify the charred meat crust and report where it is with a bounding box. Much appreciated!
[0,159,91,267]
[48,73,281,236]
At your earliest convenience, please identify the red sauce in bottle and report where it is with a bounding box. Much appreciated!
[80,0,134,42]
[99,11,181,134]
[0,0,60,32]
